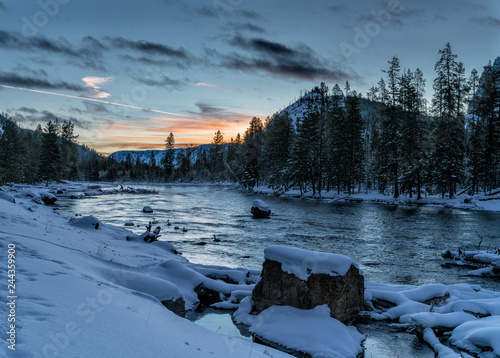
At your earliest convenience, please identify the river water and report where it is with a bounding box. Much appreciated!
[55,185,500,357]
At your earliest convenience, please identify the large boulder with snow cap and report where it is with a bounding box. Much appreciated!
[252,245,364,323]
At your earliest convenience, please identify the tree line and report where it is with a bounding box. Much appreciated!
[1,43,498,198]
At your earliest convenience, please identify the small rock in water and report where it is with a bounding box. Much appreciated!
[124,222,134,226]
[174,226,179,230]
[143,206,153,213]
[194,242,207,246]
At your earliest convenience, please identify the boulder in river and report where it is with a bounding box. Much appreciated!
[143,206,154,213]
[252,245,364,324]
[251,199,271,218]
[40,192,57,205]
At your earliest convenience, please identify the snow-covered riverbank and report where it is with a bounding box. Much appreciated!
[251,185,500,212]
[1,183,499,358]
[0,184,289,358]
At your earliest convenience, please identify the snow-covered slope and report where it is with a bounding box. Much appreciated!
[0,184,291,358]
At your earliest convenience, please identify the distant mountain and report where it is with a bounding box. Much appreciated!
[109,144,214,166]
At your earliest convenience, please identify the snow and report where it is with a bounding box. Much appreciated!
[3,182,500,357]
[252,199,270,211]
[364,282,500,356]
[0,184,291,358]
[251,185,500,212]
[264,245,361,280]
[450,316,500,356]
[234,298,365,358]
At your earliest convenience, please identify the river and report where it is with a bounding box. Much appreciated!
[55,184,500,357]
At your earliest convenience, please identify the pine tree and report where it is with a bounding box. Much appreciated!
[0,118,24,183]
[210,130,225,180]
[399,69,428,199]
[39,120,62,183]
[431,43,467,198]
[343,91,365,194]
[241,117,264,190]
[60,120,79,180]
[379,57,402,198]
[263,111,294,190]
[163,132,175,181]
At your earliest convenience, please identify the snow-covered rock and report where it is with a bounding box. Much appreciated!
[69,215,103,229]
[253,246,364,323]
[0,189,15,203]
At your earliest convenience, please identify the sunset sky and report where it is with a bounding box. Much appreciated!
[1,0,499,155]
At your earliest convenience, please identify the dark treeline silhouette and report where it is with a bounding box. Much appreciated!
[1,44,498,198]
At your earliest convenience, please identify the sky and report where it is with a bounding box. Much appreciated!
[0,0,499,155]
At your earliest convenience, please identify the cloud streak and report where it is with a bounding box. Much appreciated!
[0,84,201,119]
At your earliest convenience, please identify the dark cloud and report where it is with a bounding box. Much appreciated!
[135,75,185,89]
[188,102,246,120]
[472,16,500,28]
[0,31,105,69]
[14,109,91,131]
[109,37,190,59]
[12,64,48,78]
[240,10,262,20]
[228,22,266,34]
[224,35,354,82]
[0,72,85,91]
[231,36,294,56]
[119,54,189,69]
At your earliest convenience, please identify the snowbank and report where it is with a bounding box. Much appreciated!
[264,245,361,280]
[0,185,290,358]
[234,297,365,358]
